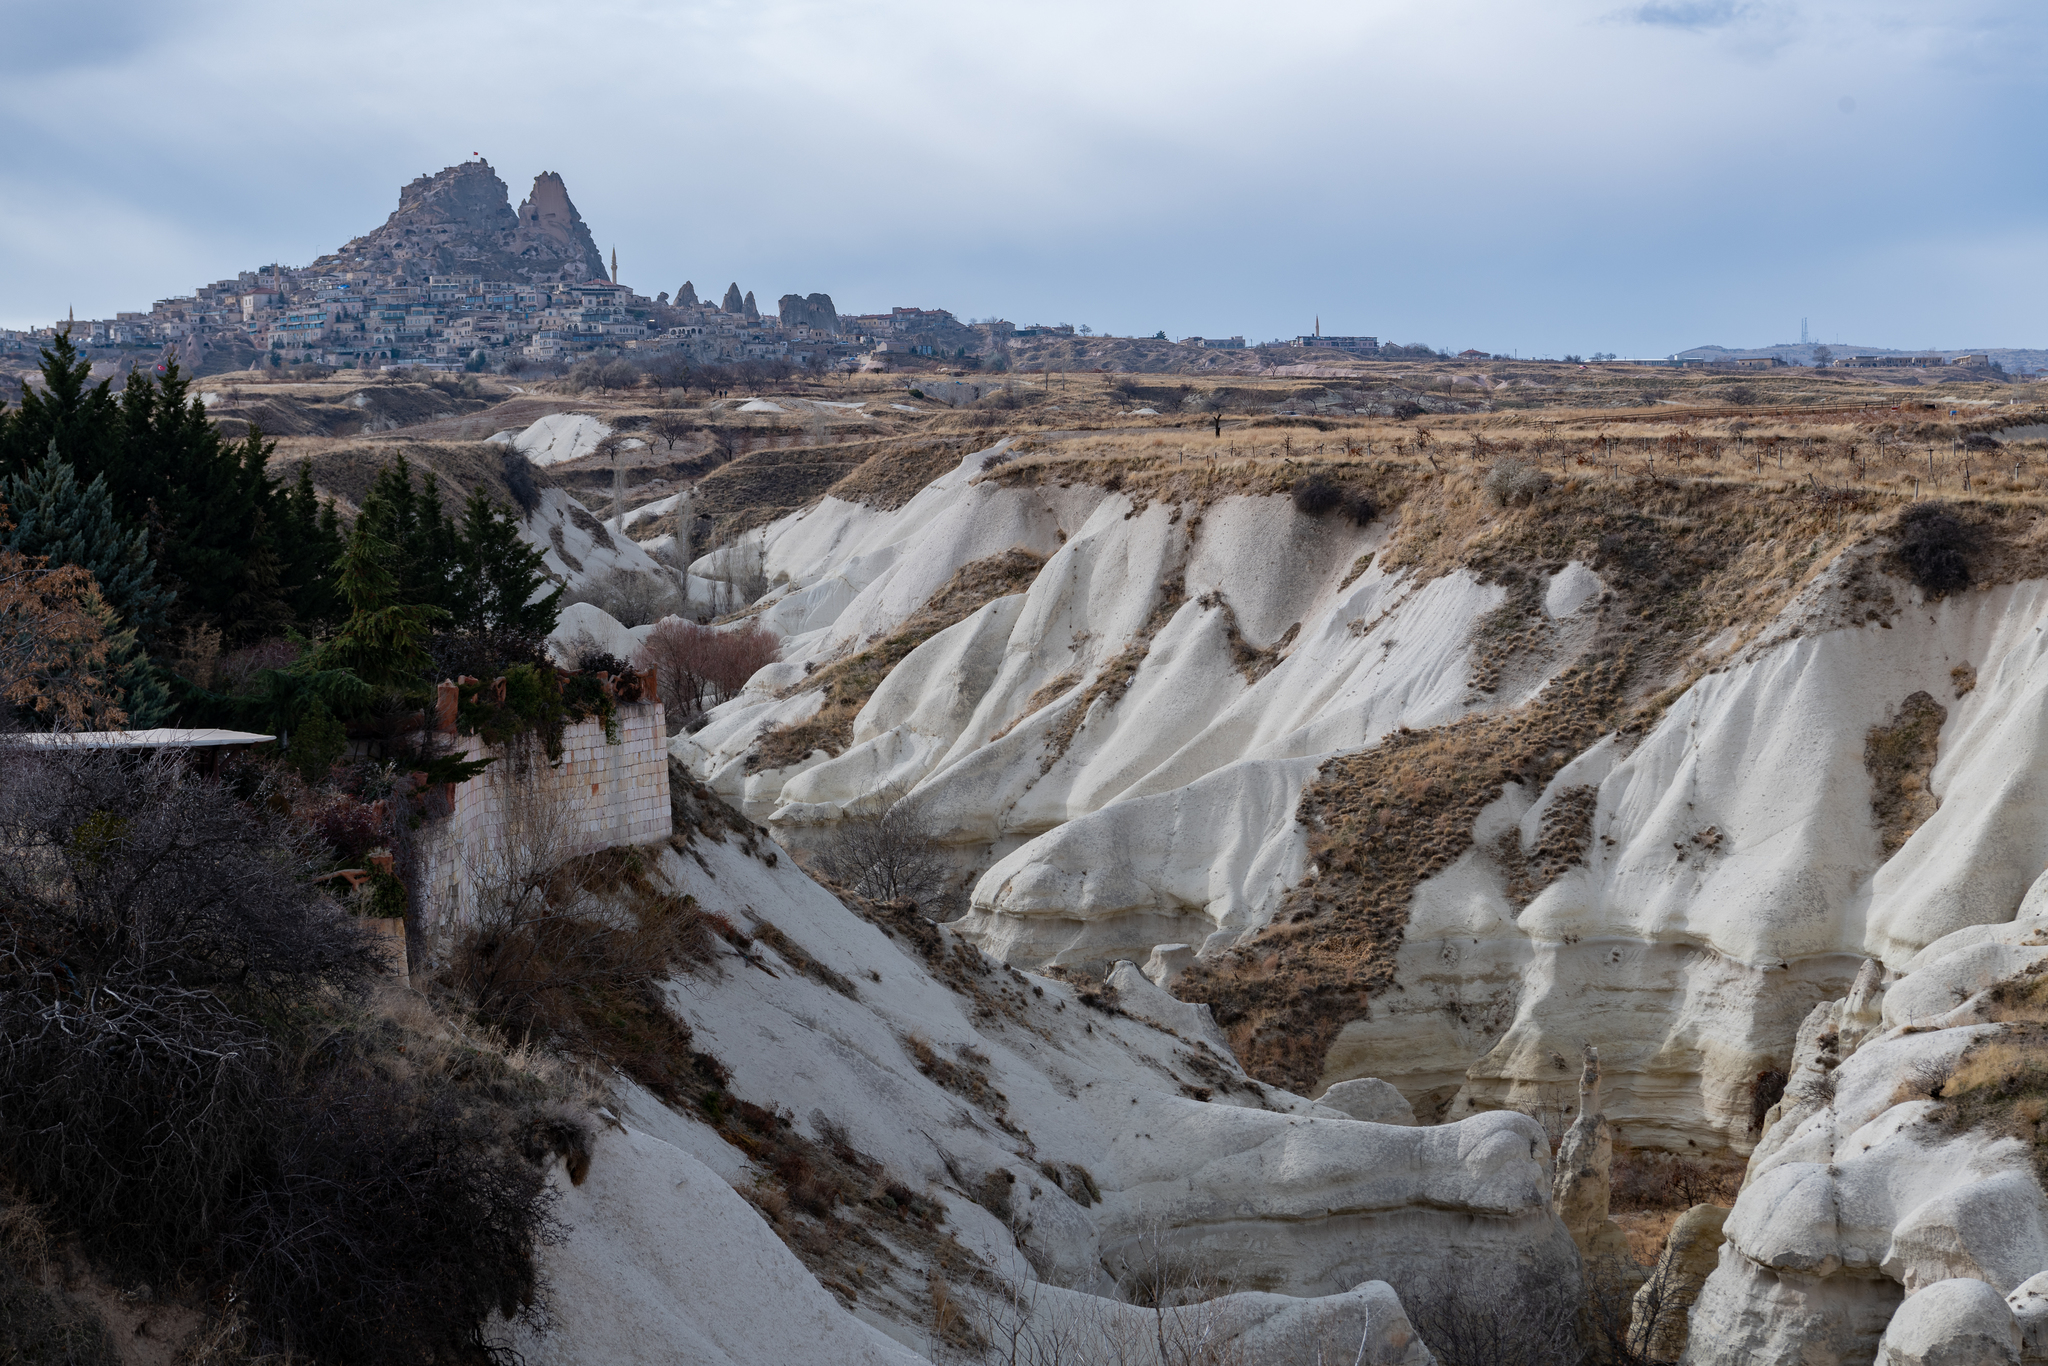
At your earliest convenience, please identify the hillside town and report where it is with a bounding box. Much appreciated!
[0,161,1023,378]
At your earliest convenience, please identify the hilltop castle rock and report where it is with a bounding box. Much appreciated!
[315,161,607,282]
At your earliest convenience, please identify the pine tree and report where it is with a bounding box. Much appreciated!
[357,456,458,612]
[1,444,173,641]
[278,463,345,624]
[312,525,446,693]
[449,485,562,635]
[0,334,121,486]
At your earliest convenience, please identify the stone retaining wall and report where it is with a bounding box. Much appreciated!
[412,699,671,937]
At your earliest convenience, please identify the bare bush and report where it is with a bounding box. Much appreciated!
[1484,459,1553,507]
[563,566,687,627]
[1403,1265,1581,1366]
[0,746,561,1363]
[635,619,781,722]
[502,452,543,516]
[1292,474,1345,517]
[811,790,951,906]
[693,530,770,615]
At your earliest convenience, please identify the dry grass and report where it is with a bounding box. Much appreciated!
[1865,690,1947,855]
[1919,1022,2048,1186]
[1178,657,1633,1090]
[822,437,982,510]
[1172,453,2010,1090]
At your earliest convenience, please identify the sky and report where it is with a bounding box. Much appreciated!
[4,0,2048,356]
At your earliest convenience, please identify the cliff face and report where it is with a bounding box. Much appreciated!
[672,437,2048,1160]
[316,162,607,281]
[511,170,606,279]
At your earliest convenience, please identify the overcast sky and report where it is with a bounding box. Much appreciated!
[4,0,2046,355]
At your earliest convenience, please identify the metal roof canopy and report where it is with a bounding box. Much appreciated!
[6,728,277,749]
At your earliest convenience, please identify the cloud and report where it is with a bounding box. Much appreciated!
[5,1,2048,356]
[1619,0,1750,29]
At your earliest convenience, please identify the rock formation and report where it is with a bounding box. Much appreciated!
[778,292,840,332]
[1873,1279,2021,1366]
[315,162,607,281]
[1632,1204,1729,1362]
[721,282,744,314]
[677,280,699,307]
[513,172,607,277]
[742,290,760,321]
[674,445,2048,1159]
[475,762,1582,1358]
[1318,1078,1418,1125]
[1684,892,2048,1364]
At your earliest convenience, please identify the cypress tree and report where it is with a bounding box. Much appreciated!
[312,525,446,693]
[0,334,121,486]
[278,463,344,625]
[358,456,459,612]
[449,485,562,635]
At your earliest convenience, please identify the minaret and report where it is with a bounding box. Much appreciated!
[1315,315,1321,338]
[610,246,618,284]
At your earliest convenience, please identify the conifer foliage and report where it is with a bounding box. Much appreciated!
[0,334,556,729]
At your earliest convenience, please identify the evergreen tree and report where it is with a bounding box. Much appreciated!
[1,444,173,641]
[93,608,175,728]
[312,525,445,693]
[357,456,458,612]
[278,463,344,624]
[116,372,289,642]
[0,334,121,486]
[1,446,175,726]
[449,486,562,635]
[2,340,339,667]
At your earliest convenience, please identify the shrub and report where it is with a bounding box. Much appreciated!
[1484,459,1552,507]
[810,791,950,906]
[1291,473,1344,517]
[1345,490,1379,526]
[1751,1065,1790,1135]
[561,566,685,628]
[290,701,349,783]
[636,619,780,720]
[1894,502,1978,595]
[1962,431,2002,452]
[0,747,567,1363]
[501,452,542,516]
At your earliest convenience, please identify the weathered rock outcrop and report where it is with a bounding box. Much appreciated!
[674,439,2048,1154]
[314,162,606,281]
[1552,1047,1630,1266]
[778,292,841,333]
[1684,906,2048,1365]
[1632,1203,1729,1362]
[518,802,1575,1355]
[677,280,699,307]
[721,282,744,314]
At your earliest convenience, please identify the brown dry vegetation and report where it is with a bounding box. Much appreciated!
[748,547,1047,772]
[1865,691,1947,855]
[1173,458,2036,1091]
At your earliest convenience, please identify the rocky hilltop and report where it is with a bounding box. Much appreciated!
[313,159,608,281]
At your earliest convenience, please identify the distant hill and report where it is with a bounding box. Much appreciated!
[1676,341,2048,375]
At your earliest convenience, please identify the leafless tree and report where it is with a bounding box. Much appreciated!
[811,788,950,906]
[635,618,780,722]
[649,411,693,451]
